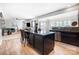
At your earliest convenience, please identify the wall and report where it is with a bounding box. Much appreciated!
[0,6,3,41]
[33,4,79,31]
[36,10,78,31]
[0,6,3,28]
[37,20,50,32]
[2,17,25,30]
[15,20,25,29]
[49,10,78,28]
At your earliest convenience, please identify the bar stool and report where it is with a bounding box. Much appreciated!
[20,30,25,44]
[24,31,30,46]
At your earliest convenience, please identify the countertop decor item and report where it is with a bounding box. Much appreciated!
[71,21,77,26]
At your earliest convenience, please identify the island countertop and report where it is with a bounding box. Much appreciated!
[24,30,55,36]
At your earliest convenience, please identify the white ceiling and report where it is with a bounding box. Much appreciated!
[0,3,77,19]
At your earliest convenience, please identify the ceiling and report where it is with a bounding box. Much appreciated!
[0,3,77,19]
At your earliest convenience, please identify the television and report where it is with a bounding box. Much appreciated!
[26,23,30,27]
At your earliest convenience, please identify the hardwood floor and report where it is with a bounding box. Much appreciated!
[0,32,79,55]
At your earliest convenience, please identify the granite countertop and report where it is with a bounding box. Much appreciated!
[24,30,55,36]
[50,27,79,33]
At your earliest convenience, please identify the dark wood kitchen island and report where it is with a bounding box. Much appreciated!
[24,30,55,55]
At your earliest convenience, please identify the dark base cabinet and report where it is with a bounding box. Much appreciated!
[61,32,79,47]
[34,34,55,55]
[44,34,55,54]
[24,31,55,55]
[34,35,43,54]
[29,33,34,48]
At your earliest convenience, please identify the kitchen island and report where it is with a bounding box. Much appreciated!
[24,30,55,55]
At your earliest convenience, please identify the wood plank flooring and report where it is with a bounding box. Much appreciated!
[0,32,79,55]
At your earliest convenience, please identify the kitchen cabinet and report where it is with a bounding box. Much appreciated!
[61,32,79,47]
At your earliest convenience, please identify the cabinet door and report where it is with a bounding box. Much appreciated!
[44,34,55,54]
[29,33,34,47]
[75,34,79,46]
[61,32,78,46]
[34,35,43,54]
